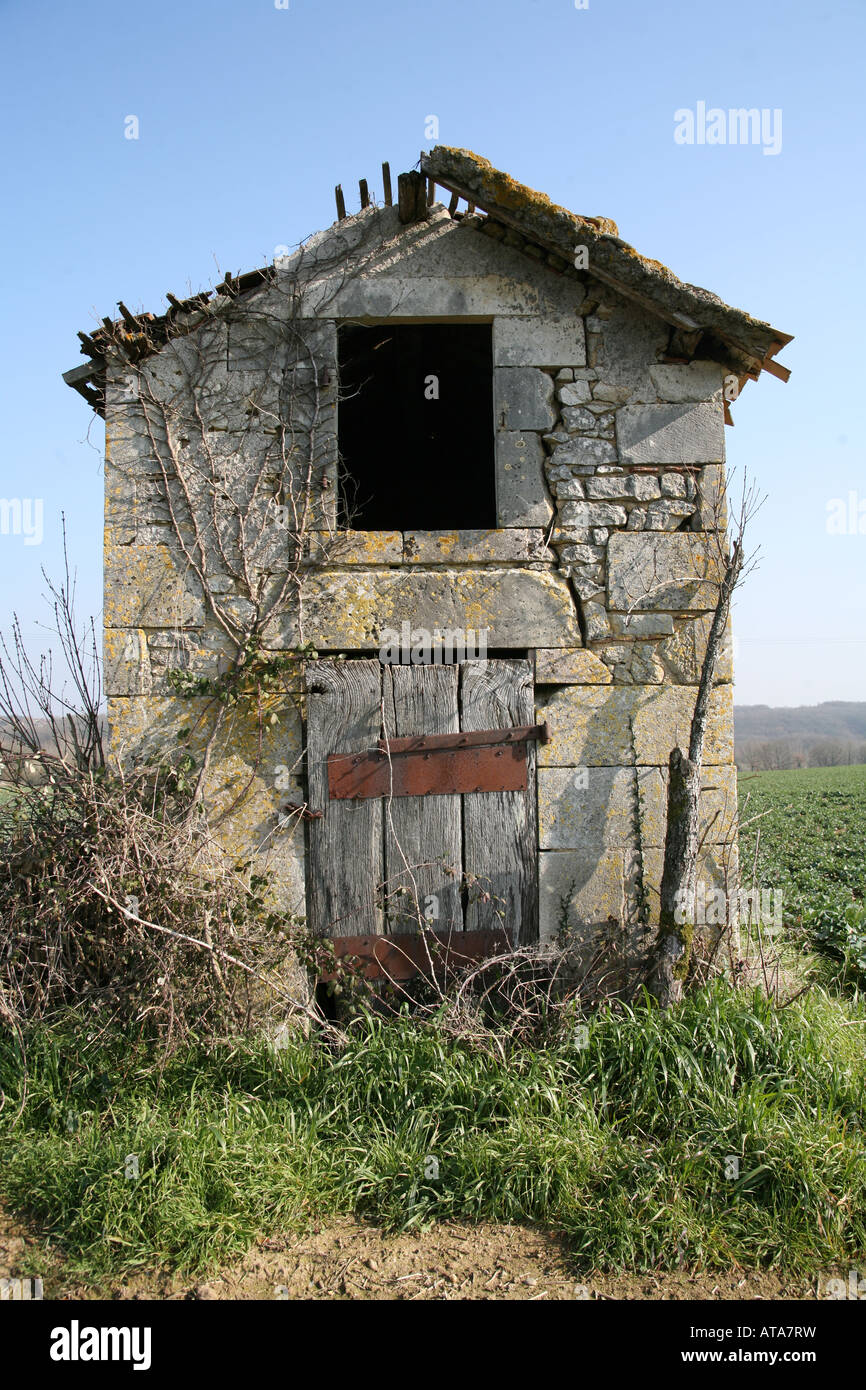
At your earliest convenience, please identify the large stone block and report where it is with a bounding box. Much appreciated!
[107,695,306,913]
[305,531,403,565]
[539,766,638,851]
[607,532,724,612]
[496,431,555,527]
[648,362,724,402]
[104,538,205,629]
[536,684,734,767]
[494,315,586,367]
[617,403,724,465]
[635,764,738,848]
[266,567,581,650]
[539,849,625,940]
[297,208,586,319]
[641,844,740,923]
[495,368,557,431]
[657,614,733,684]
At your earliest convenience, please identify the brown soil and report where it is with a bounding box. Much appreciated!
[0,1204,826,1301]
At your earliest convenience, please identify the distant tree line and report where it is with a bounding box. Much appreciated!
[737,737,866,771]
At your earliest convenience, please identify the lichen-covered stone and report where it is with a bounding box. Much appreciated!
[536,684,734,767]
[535,649,612,684]
[607,533,724,612]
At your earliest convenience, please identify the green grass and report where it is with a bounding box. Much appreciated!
[1,984,864,1281]
[738,764,866,984]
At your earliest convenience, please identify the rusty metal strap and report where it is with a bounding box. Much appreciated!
[326,723,547,801]
[319,928,513,982]
[328,742,527,799]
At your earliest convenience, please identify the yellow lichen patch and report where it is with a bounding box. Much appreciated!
[107,694,306,912]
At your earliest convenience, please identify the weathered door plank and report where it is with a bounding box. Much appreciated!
[382,664,463,934]
[306,660,383,936]
[461,659,538,944]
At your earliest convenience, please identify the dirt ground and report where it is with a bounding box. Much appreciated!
[0,1203,828,1301]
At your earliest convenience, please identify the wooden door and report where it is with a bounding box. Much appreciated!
[305,659,538,945]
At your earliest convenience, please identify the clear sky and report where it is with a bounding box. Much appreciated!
[1,0,863,707]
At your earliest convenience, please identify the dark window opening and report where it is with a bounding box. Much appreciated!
[337,323,495,531]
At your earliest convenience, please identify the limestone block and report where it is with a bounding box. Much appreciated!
[660,473,688,498]
[266,567,581,650]
[644,499,696,531]
[306,531,403,565]
[560,501,628,529]
[561,406,604,433]
[586,475,661,502]
[629,650,665,684]
[559,543,604,564]
[617,403,725,465]
[402,529,552,563]
[107,694,306,913]
[494,368,557,431]
[536,684,734,767]
[694,464,728,529]
[657,614,733,684]
[553,478,586,500]
[641,843,740,923]
[549,437,618,471]
[636,765,738,849]
[496,431,555,527]
[648,362,724,402]
[610,613,674,638]
[535,649,612,684]
[558,381,592,406]
[587,298,669,399]
[539,766,637,851]
[607,533,724,612]
[539,849,625,940]
[104,538,205,629]
[493,315,586,367]
[583,601,611,641]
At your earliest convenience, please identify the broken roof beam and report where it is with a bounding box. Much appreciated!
[397,170,428,224]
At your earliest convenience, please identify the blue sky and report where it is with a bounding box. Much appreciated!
[0,0,863,707]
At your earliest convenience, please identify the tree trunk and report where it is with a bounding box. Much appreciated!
[646,747,700,1007]
[647,541,743,1007]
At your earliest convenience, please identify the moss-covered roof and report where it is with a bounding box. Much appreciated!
[421,146,792,379]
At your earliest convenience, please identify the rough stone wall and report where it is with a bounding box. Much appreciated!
[101,202,737,946]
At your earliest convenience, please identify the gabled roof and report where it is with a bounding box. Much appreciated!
[420,148,792,386]
[63,147,791,416]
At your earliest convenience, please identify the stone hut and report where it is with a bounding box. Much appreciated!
[63,147,791,972]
